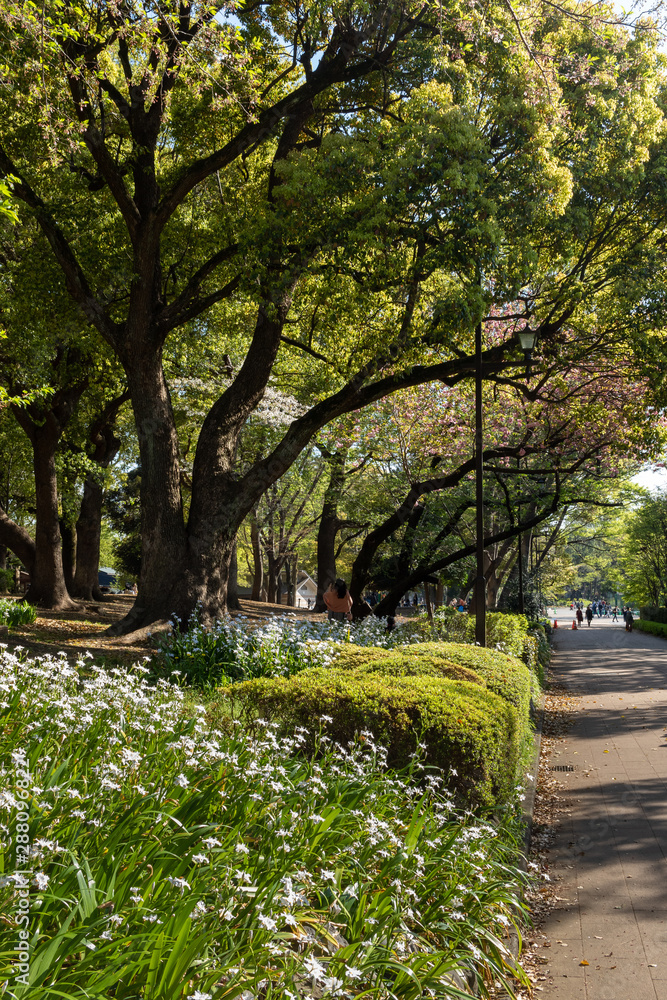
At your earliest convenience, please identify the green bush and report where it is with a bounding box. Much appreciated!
[0,598,37,628]
[435,610,530,658]
[639,605,667,624]
[0,568,14,593]
[410,609,550,680]
[410,642,533,721]
[331,640,535,754]
[233,669,523,810]
[634,619,667,638]
[332,644,485,687]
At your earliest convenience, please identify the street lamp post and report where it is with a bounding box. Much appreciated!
[474,322,537,647]
[474,319,486,646]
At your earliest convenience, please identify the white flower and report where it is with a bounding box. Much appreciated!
[190,992,213,1000]
[167,876,191,892]
[33,872,49,891]
[174,773,190,788]
[304,956,326,981]
[321,869,336,883]
[191,854,209,865]
[345,966,363,980]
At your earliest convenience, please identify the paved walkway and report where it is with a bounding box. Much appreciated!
[537,609,667,999]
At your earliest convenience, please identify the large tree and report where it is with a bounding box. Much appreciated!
[0,0,664,631]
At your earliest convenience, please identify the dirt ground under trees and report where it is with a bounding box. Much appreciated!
[0,595,333,662]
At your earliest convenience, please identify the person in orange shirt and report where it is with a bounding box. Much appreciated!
[323,578,353,621]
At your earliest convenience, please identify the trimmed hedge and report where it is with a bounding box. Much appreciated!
[333,644,485,687]
[639,606,667,624]
[333,642,533,723]
[634,620,667,638]
[410,609,550,681]
[233,669,522,810]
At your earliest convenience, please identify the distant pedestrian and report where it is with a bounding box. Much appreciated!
[576,607,584,625]
[585,605,593,626]
[625,609,634,632]
[611,606,618,622]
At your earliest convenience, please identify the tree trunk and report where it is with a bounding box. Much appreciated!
[60,517,76,594]
[24,430,77,609]
[71,474,106,601]
[250,516,264,602]
[424,583,434,623]
[107,351,188,634]
[0,506,36,574]
[71,390,129,602]
[435,580,444,606]
[315,449,347,611]
[0,544,7,571]
[228,539,240,611]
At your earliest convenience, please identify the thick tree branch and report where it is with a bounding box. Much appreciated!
[374,478,563,614]
[156,245,240,334]
[156,12,427,227]
[0,504,36,571]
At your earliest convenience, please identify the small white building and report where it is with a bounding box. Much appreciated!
[295,571,318,608]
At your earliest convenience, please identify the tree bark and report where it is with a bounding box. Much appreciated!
[71,474,106,601]
[0,506,36,573]
[60,516,76,594]
[10,375,88,610]
[228,539,240,611]
[107,349,188,633]
[24,429,76,609]
[250,515,264,601]
[315,448,347,611]
[70,392,130,602]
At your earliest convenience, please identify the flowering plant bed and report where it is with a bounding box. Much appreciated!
[0,647,532,999]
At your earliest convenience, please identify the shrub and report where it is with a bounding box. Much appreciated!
[0,568,14,594]
[434,610,530,658]
[409,609,549,680]
[634,619,667,638]
[233,669,523,810]
[364,655,484,687]
[639,605,667,624]
[0,598,37,628]
[407,642,534,722]
[331,641,534,751]
[332,644,484,687]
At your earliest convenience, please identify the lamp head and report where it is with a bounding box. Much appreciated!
[517,328,537,353]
